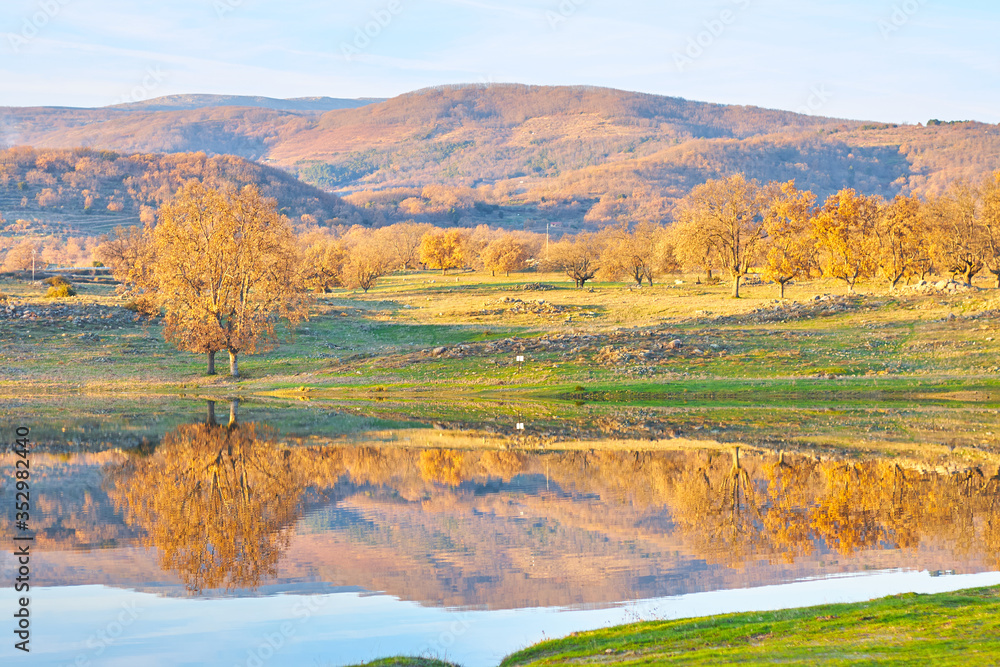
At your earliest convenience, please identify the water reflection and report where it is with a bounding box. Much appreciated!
[104,402,306,592]
[15,405,998,606]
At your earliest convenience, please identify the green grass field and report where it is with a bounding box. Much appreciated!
[344,586,1000,667]
[3,269,1000,459]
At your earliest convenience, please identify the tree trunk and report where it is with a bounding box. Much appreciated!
[229,350,239,378]
[779,280,786,299]
[207,350,216,375]
[229,400,238,427]
[207,400,217,426]
[994,270,1000,289]
[731,274,741,298]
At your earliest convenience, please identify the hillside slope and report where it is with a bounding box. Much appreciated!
[0,147,359,236]
[3,84,998,230]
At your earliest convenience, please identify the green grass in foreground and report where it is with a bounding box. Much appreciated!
[349,586,1000,667]
[502,585,1000,666]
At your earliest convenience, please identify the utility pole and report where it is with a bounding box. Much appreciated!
[545,222,549,259]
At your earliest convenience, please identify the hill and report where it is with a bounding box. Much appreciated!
[3,84,999,230]
[0,147,359,237]
[106,94,383,112]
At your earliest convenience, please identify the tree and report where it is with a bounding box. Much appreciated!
[481,234,529,276]
[812,188,882,292]
[546,232,603,287]
[460,224,498,271]
[299,231,347,293]
[118,181,309,377]
[598,221,667,286]
[1,238,42,272]
[761,181,817,299]
[384,221,433,270]
[925,182,984,286]
[874,194,927,290]
[978,172,1000,287]
[342,229,393,292]
[419,228,464,274]
[674,174,768,297]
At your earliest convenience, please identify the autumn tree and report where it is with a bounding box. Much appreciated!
[1,238,42,272]
[419,228,464,274]
[812,188,882,292]
[598,221,668,285]
[925,182,984,286]
[384,220,433,270]
[546,232,603,288]
[873,194,927,289]
[761,181,817,298]
[299,230,348,293]
[978,171,1000,287]
[674,174,768,297]
[460,224,499,271]
[115,181,309,377]
[342,227,393,292]
[481,234,529,276]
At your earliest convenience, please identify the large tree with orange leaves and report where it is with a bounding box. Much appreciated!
[109,181,309,377]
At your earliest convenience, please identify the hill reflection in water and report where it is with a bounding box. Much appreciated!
[67,407,1000,607]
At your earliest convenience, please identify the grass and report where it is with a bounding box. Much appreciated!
[501,586,1000,666]
[340,586,1000,667]
[3,270,1000,458]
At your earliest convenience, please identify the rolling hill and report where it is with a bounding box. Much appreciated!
[0,148,360,236]
[3,84,998,231]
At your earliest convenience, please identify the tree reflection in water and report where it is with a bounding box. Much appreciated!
[105,401,305,593]
[103,408,1000,596]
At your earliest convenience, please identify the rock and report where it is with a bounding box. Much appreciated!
[667,339,682,349]
[431,346,447,356]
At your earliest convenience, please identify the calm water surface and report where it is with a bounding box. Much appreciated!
[2,401,999,666]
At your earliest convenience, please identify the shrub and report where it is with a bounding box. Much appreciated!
[44,284,77,298]
[43,275,71,287]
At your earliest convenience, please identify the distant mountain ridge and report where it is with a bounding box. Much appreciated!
[105,94,384,112]
[2,83,998,230]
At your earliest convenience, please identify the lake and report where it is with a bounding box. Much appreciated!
[2,398,999,666]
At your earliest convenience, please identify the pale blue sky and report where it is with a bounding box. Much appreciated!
[2,0,997,123]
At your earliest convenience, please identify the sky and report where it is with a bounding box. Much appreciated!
[1,0,998,123]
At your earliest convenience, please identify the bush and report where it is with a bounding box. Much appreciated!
[92,260,104,267]
[44,284,77,298]
[43,275,71,287]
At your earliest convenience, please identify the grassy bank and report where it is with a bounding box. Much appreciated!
[350,586,1000,667]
